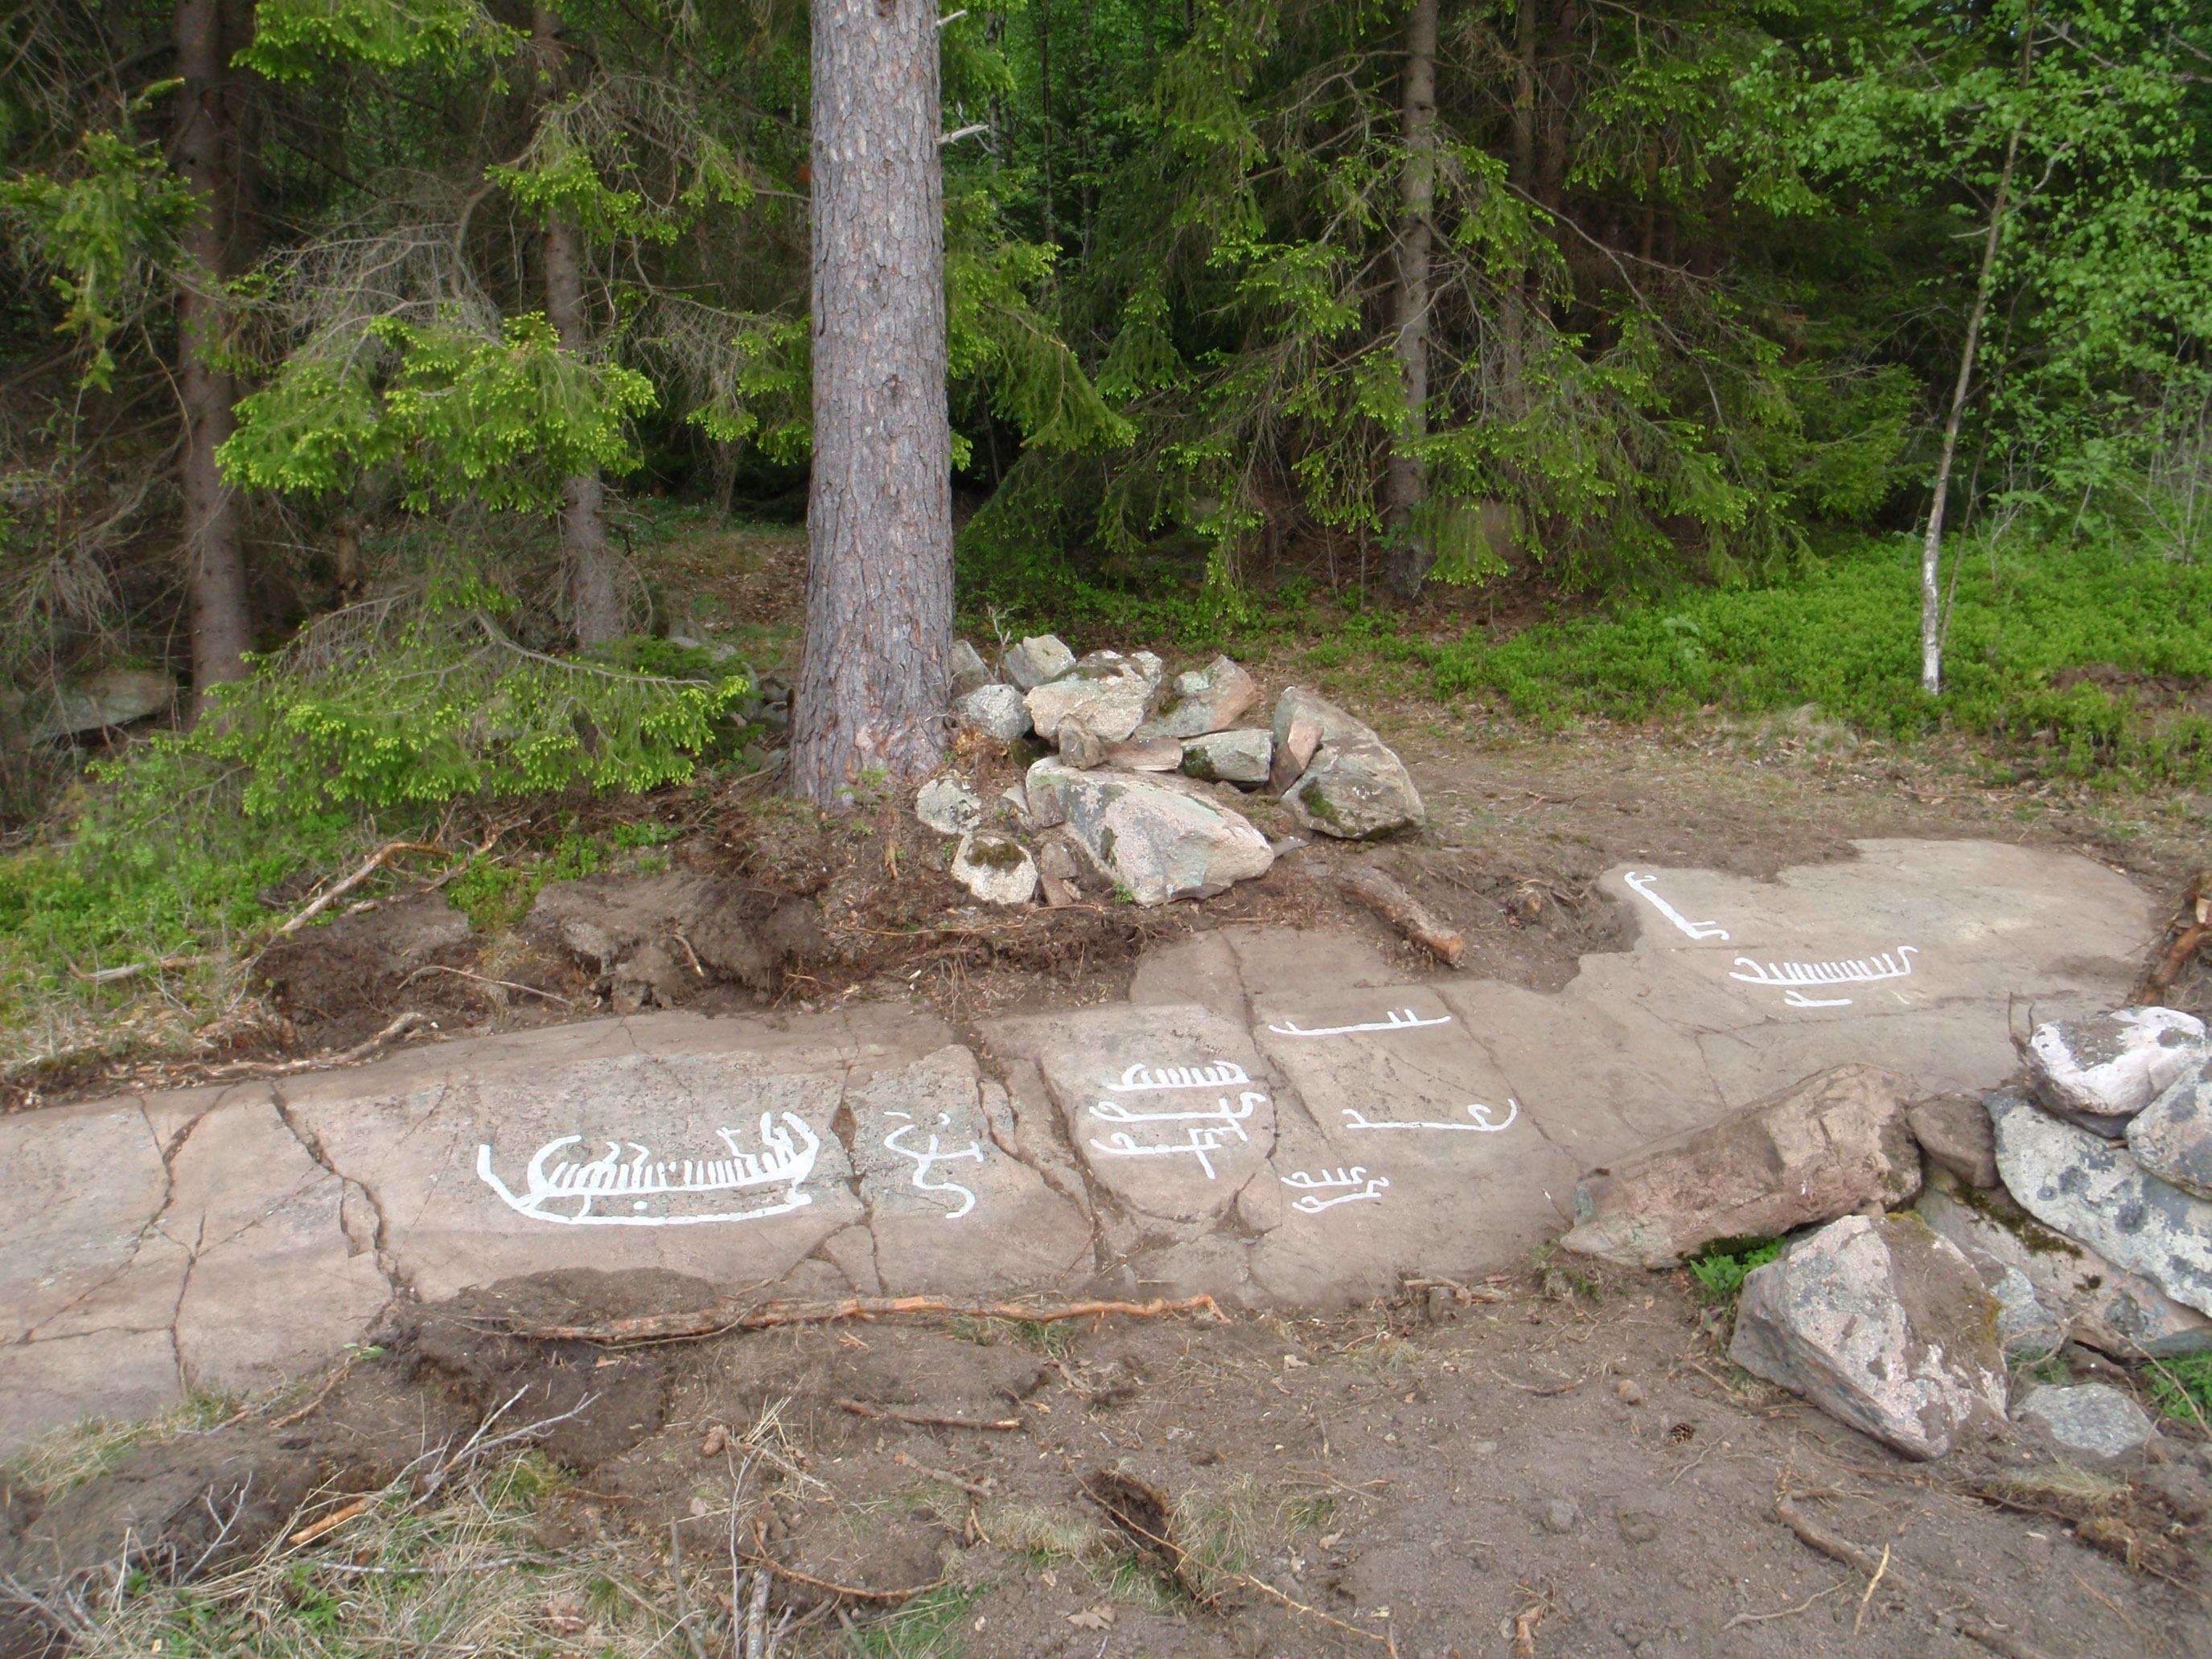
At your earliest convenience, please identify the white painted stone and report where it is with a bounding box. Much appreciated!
[2025,1006,2208,1135]
[1003,634,1076,690]
[1729,1213,2008,1460]
[1023,758,1273,904]
[1988,1090,2212,1316]
[951,832,1039,905]
[1182,729,1273,786]
[2127,1057,2212,1200]
[2019,1383,2154,1458]
[952,683,1032,741]
[915,776,985,835]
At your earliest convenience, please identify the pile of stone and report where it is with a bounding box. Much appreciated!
[1561,1007,2212,1463]
[927,633,1424,906]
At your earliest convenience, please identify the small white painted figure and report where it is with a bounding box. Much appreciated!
[1341,1099,1519,1133]
[1089,1124,1240,1180]
[1281,1166,1390,1213]
[882,1110,985,1219]
[1090,1090,1260,1139]
[1622,871,1731,941]
[477,1112,820,1226]
[1265,1008,1453,1038]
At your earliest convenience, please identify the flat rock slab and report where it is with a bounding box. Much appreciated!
[1,838,2158,1452]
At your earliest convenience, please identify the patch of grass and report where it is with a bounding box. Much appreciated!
[1687,1238,1786,1305]
[1343,1333,1421,1374]
[856,1582,976,1659]
[977,1500,1101,1564]
[6,1390,242,1500]
[946,1314,1078,1357]
[2144,1353,2212,1427]
[1172,1475,1264,1600]
[1425,536,2212,786]
[1277,1491,1338,1538]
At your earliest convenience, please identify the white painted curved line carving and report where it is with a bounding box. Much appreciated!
[1623,871,1731,941]
[1104,1061,1251,1092]
[1340,1099,1519,1133]
[477,1112,819,1226]
[882,1111,983,1219]
[1266,1009,1452,1038]
[1084,1091,1264,1181]
[1282,1167,1390,1213]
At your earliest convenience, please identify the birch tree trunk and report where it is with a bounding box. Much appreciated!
[533,2,624,645]
[790,0,954,806]
[1380,0,1438,602]
[1920,18,2034,694]
[173,0,256,716]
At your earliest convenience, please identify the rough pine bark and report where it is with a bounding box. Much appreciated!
[790,0,954,807]
[173,0,256,715]
[1380,0,1438,602]
[533,2,624,645]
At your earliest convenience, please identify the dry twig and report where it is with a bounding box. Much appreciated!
[891,1452,997,1498]
[273,841,448,938]
[740,1521,941,1604]
[835,1398,1018,1432]
[204,1010,432,1078]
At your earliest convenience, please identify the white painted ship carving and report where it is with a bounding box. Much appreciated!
[477,1112,820,1226]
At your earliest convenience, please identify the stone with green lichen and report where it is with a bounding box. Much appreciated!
[1282,737,1423,839]
[1021,758,1272,904]
[1180,729,1271,786]
[952,832,1038,905]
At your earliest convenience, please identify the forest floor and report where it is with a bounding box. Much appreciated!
[4,520,2210,1658]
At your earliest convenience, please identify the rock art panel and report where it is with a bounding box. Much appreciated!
[987,1004,1277,1227]
[845,1045,1092,1294]
[276,1011,950,1301]
[1248,986,1577,1303]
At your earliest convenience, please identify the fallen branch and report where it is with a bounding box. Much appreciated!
[891,1452,996,1498]
[274,841,449,938]
[740,1521,941,1604]
[287,1495,372,1548]
[2136,869,2210,1004]
[1337,865,1465,967]
[204,1011,433,1078]
[836,1398,1018,1432]
[503,1292,1223,1346]
[69,953,208,985]
[397,963,577,1008]
[270,1354,356,1428]
[1775,1482,2051,1659]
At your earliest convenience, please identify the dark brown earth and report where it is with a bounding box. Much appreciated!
[6,1267,2206,1659]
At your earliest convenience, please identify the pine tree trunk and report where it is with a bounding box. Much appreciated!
[790,0,954,807]
[1499,0,1538,420]
[174,0,255,717]
[533,2,624,645]
[1380,0,1438,602]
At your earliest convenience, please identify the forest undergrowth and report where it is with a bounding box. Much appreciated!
[2,514,2206,1094]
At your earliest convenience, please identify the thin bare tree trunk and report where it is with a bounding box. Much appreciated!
[173,0,255,717]
[1381,0,1438,602]
[1499,0,1538,420]
[790,0,953,806]
[533,2,624,645]
[1921,20,2033,694]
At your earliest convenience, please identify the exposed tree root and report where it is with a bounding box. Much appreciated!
[1336,864,1465,966]
[501,1292,1223,1345]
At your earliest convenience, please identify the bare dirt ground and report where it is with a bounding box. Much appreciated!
[5,1264,2206,1659]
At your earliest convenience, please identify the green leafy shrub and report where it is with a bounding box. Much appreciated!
[1688,1238,1785,1305]
[1426,537,2212,784]
[2145,1354,2212,1426]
